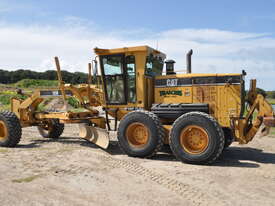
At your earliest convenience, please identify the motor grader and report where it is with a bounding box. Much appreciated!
[0,45,274,164]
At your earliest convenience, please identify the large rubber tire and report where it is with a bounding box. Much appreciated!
[117,110,165,158]
[169,112,225,164]
[0,111,22,147]
[38,119,64,139]
[223,128,234,149]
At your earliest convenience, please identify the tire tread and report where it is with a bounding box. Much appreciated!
[0,110,22,147]
[169,111,224,164]
[38,119,64,139]
[117,110,165,158]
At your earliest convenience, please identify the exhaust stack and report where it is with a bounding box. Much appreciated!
[186,49,193,74]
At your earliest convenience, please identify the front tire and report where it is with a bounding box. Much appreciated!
[38,119,64,139]
[169,112,224,164]
[0,111,22,147]
[117,110,165,158]
[223,128,234,149]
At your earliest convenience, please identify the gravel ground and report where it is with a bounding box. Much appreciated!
[1,125,275,206]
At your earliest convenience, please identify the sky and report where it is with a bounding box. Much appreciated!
[0,0,275,90]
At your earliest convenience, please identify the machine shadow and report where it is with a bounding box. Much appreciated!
[30,136,100,149]
[15,142,41,149]
[214,146,275,167]
[107,143,275,168]
[20,135,275,168]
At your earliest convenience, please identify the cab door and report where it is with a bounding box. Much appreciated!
[100,54,137,105]
[100,54,127,105]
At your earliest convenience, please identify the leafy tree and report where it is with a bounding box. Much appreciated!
[0,69,88,85]
[256,88,267,98]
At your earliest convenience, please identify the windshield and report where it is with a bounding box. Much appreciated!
[102,55,123,75]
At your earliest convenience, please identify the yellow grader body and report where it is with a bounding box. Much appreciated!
[0,45,274,164]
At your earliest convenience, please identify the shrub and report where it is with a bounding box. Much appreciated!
[67,97,79,108]
[0,94,27,105]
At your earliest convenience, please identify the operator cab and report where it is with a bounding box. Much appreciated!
[94,46,166,106]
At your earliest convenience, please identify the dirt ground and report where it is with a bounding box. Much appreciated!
[1,125,275,206]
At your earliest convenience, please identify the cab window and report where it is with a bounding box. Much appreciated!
[145,54,164,76]
[102,56,123,75]
[126,55,136,103]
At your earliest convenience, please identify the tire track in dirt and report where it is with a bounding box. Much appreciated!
[19,127,275,205]
[95,152,229,206]
[47,149,229,206]
[18,128,230,206]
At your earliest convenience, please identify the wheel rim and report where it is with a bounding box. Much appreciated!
[180,125,209,154]
[39,121,53,132]
[0,120,8,142]
[126,122,149,148]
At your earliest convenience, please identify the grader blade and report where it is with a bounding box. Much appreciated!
[79,124,109,149]
[79,124,93,139]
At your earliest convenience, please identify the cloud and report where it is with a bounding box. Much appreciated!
[0,19,274,90]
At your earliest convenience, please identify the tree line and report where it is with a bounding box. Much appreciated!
[0,69,274,98]
[0,69,88,84]
[266,90,275,99]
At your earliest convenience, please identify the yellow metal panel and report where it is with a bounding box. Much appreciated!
[133,51,147,108]
[222,84,241,126]
[154,83,241,127]
[192,84,241,127]
[11,98,22,118]
[145,76,154,109]
[94,45,166,59]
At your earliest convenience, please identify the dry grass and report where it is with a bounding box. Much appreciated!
[12,175,42,183]
[0,148,8,153]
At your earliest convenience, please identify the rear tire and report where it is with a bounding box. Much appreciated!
[0,111,22,147]
[38,119,64,139]
[169,112,224,164]
[117,110,165,158]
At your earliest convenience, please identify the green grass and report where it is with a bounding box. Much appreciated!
[14,79,58,88]
[267,98,275,105]
[0,104,10,111]
[67,97,80,108]
[0,93,27,107]
[69,107,88,112]
[0,79,58,110]
[12,175,42,183]
[271,128,275,135]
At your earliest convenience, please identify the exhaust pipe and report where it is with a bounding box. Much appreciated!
[186,49,193,74]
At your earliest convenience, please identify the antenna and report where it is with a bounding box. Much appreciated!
[156,40,159,50]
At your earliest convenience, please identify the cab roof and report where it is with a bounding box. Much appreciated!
[94,45,166,58]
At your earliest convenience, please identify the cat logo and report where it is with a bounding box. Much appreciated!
[166,79,178,87]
